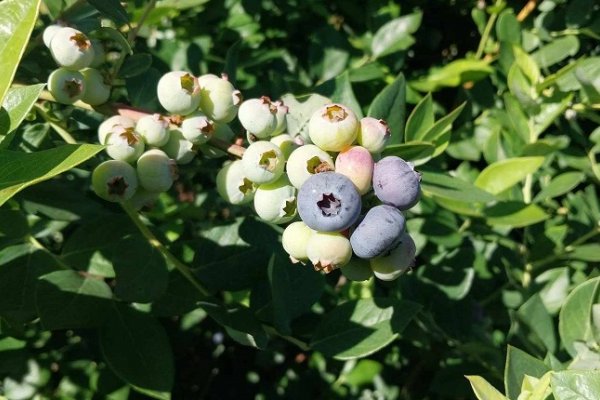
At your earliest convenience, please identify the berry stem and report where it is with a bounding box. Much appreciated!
[120,202,211,297]
[34,104,78,144]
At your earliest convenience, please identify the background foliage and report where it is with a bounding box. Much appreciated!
[1,0,600,399]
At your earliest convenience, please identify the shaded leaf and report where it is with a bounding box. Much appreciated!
[367,73,406,145]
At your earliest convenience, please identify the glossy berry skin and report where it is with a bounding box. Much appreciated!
[92,160,138,202]
[136,114,170,147]
[216,160,256,205]
[241,141,285,184]
[156,71,201,115]
[270,134,299,160]
[335,146,374,195]
[161,129,196,165]
[370,232,416,281]
[286,144,334,189]
[136,149,176,193]
[282,221,313,263]
[308,103,358,152]
[238,97,277,138]
[198,74,242,123]
[47,68,85,104]
[98,115,135,144]
[306,231,352,273]
[340,257,373,281]
[372,156,421,210]
[350,205,405,259]
[181,113,214,144]
[253,175,297,224]
[49,27,95,70]
[80,68,110,105]
[358,117,391,154]
[297,172,361,232]
[105,128,145,163]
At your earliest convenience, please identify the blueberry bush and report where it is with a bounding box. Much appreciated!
[1,0,600,398]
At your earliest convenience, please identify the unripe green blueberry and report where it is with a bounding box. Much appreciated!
[308,103,358,152]
[161,129,196,164]
[125,187,160,210]
[197,122,235,158]
[358,117,390,154]
[89,39,105,68]
[271,100,289,136]
[156,71,201,115]
[49,27,95,70]
[253,175,297,224]
[285,144,334,189]
[306,231,352,273]
[136,114,170,147]
[370,233,416,281]
[181,113,214,144]
[92,160,138,202]
[136,149,176,192]
[238,97,277,138]
[80,68,110,105]
[98,115,135,144]
[270,134,299,160]
[216,160,256,205]
[334,145,374,195]
[47,68,85,104]
[340,257,373,281]
[198,73,242,123]
[105,127,145,163]
[241,140,285,184]
[43,24,62,48]
[282,221,313,263]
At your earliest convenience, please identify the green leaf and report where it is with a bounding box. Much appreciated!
[316,72,362,118]
[566,244,600,262]
[411,59,493,92]
[96,26,133,55]
[367,73,406,145]
[87,0,129,26]
[0,144,104,207]
[505,346,550,400]
[371,12,422,58]
[419,102,466,142]
[100,305,174,398]
[0,84,45,136]
[268,251,325,335]
[344,360,383,387]
[532,36,580,69]
[0,210,28,240]
[118,54,152,78]
[534,172,585,202]
[513,46,541,84]
[126,67,161,110]
[558,277,600,358]
[36,270,113,330]
[503,93,530,142]
[199,301,269,349]
[404,93,434,143]
[552,370,600,400]
[381,141,435,163]
[485,202,549,228]
[517,294,556,353]
[466,375,508,400]
[310,298,421,360]
[0,0,41,104]
[421,171,496,203]
[474,157,545,195]
[496,10,521,44]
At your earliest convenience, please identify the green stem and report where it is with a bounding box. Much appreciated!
[262,325,310,351]
[34,104,77,144]
[531,225,600,269]
[28,236,69,270]
[127,0,157,43]
[120,202,210,297]
[475,1,503,59]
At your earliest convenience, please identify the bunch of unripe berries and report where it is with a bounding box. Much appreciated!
[44,25,110,106]
[217,101,421,281]
[91,70,241,208]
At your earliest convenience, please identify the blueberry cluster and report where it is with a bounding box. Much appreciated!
[92,71,242,208]
[44,25,110,106]
[217,102,421,281]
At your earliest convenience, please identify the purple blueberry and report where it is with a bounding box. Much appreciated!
[372,156,421,210]
[297,172,361,232]
[350,205,405,259]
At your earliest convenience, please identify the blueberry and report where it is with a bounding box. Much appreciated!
[136,114,170,147]
[306,231,352,273]
[197,73,242,123]
[161,129,196,164]
[156,71,201,115]
[297,172,361,232]
[370,232,416,281]
[282,221,314,263]
[47,68,85,104]
[334,145,374,195]
[216,160,256,205]
[253,175,297,224]
[98,115,135,144]
[136,149,176,193]
[92,160,138,202]
[105,127,145,163]
[241,140,285,184]
[358,117,390,154]
[238,97,277,138]
[308,103,358,152]
[49,27,95,70]
[372,156,421,210]
[286,144,334,189]
[350,205,405,259]
[80,68,110,106]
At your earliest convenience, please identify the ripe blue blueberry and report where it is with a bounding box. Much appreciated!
[370,232,416,281]
[350,205,405,259]
[372,156,421,210]
[297,172,361,232]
